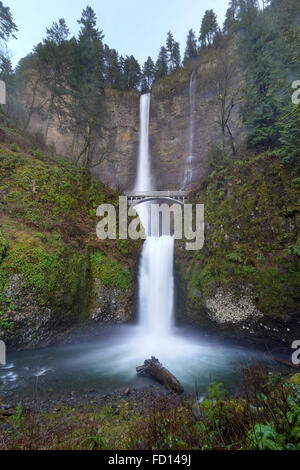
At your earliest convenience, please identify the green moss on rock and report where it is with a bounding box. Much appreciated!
[90,250,134,292]
[176,152,300,338]
[0,127,140,348]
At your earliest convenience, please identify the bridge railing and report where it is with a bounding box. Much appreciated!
[124,191,189,197]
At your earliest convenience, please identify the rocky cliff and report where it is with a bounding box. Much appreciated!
[30,88,141,191]
[175,152,300,344]
[30,42,242,191]
[0,126,140,350]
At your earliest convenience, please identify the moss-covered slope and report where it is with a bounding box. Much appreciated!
[0,126,140,350]
[176,152,300,343]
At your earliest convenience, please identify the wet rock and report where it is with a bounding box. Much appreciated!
[206,288,262,325]
[1,272,135,351]
[90,279,132,324]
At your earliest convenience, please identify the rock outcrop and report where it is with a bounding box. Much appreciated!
[29,41,243,191]
[175,153,300,344]
[0,136,140,351]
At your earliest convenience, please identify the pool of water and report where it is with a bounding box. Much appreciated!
[0,325,272,401]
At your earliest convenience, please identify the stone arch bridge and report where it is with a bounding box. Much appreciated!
[124,191,189,206]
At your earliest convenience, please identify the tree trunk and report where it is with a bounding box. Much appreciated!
[136,357,184,392]
[45,96,54,140]
[72,131,78,161]
[75,125,92,166]
[226,123,236,157]
[221,125,228,161]
[23,79,39,133]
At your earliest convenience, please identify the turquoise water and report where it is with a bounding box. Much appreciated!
[0,325,269,400]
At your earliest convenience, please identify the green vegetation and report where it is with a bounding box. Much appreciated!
[90,250,134,291]
[199,9,219,47]
[179,152,300,323]
[0,125,138,340]
[231,1,300,166]
[1,367,299,450]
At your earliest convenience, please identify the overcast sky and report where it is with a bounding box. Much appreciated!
[6,0,229,68]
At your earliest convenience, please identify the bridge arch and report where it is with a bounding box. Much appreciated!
[129,197,185,207]
[124,191,189,207]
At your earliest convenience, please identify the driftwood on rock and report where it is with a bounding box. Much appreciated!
[136,356,184,392]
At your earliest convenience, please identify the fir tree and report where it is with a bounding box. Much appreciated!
[0,1,18,43]
[223,0,239,33]
[172,41,181,70]
[155,46,168,80]
[0,52,12,80]
[279,105,300,166]
[46,18,69,45]
[123,55,141,90]
[142,56,155,92]
[166,31,181,72]
[63,6,106,167]
[199,9,219,47]
[184,29,198,63]
[104,46,123,89]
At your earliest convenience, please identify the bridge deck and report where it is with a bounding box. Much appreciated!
[125,191,189,197]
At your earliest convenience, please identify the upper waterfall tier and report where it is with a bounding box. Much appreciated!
[134,93,152,192]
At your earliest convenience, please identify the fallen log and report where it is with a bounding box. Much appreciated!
[270,356,300,369]
[136,356,184,393]
[264,351,300,369]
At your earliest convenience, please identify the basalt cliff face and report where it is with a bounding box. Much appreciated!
[30,46,243,191]
[0,129,141,351]
[30,89,141,191]
[175,154,300,345]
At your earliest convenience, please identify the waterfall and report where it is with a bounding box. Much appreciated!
[134,93,152,192]
[135,94,175,338]
[138,237,174,337]
[182,70,197,188]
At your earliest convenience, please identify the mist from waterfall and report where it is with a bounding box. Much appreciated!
[182,70,197,189]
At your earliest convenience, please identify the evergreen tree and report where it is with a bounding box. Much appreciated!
[141,56,155,92]
[184,29,198,63]
[278,21,300,166]
[104,45,123,89]
[14,53,47,131]
[0,52,12,78]
[35,21,71,137]
[0,1,17,44]
[279,105,300,166]
[123,55,141,90]
[77,5,104,42]
[166,31,174,59]
[223,0,239,33]
[236,0,259,31]
[238,0,300,150]
[118,55,125,89]
[199,9,219,47]
[46,18,69,45]
[172,41,181,70]
[155,46,168,80]
[62,6,106,167]
[166,31,181,72]
[239,10,279,147]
